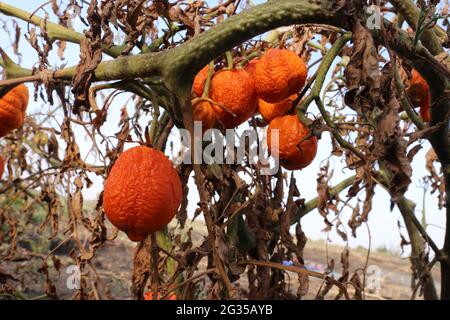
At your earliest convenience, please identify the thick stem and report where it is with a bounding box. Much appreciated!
[1,0,340,88]
[0,47,33,79]
[397,198,439,300]
[379,166,440,299]
[162,0,338,89]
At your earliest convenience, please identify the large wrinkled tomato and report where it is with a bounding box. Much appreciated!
[267,115,317,170]
[209,69,258,128]
[103,146,182,241]
[255,49,307,103]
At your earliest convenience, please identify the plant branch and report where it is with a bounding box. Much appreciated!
[293,175,356,223]
[378,166,439,299]
[0,2,126,57]
[150,232,159,300]
[0,0,340,91]
[389,0,444,55]
[397,197,439,300]
[315,97,368,162]
[298,32,352,112]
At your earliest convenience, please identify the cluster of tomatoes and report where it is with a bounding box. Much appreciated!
[191,48,317,170]
[0,49,432,256]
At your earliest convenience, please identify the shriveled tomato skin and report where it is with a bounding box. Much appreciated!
[267,115,317,170]
[192,66,210,98]
[258,94,297,123]
[209,69,258,129]
[0,84,29,138]
[255,49,307,103]
[244,59,259,78]
[192,100,216,131]
[103,146,182,241]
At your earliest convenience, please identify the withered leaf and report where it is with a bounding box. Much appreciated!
[374,95,412,202]
[344,20,381,109]
[71,0,102,113]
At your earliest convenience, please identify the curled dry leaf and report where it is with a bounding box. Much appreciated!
[344,20,381,110]
[72,0,103,113]
[425,148,445,208]
[316,163,336,230]
[374,95,412,202]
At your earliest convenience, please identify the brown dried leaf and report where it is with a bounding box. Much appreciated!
[316,164,334,230]
[71,0,103,113]
[350,272,363,300]
[374,95,412,202]
[131,237,151,300]
[344,20,381,109]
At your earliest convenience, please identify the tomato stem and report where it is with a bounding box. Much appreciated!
[225,51,234,69]
[202,61,215,98]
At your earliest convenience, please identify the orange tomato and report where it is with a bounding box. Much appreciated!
[267,115,317,170]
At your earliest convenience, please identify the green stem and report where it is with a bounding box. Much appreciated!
[315,97,368,162]
[144,24,181,53]
[0,2,183,58]
[202,61,215,98]
[396,13,405,28]
[298,32,352,113]
[0,48,32,79]
[149,104,160,145]
[0,1,445,95]
[225,51,234,69]
[293,175,356,223]
[155,227,177,278]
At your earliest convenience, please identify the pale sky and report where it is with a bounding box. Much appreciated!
[0,0,446,254]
